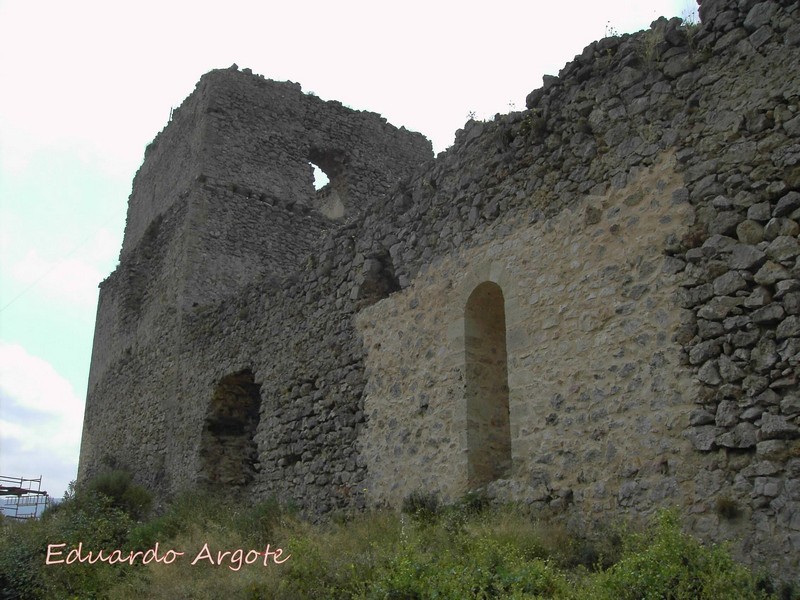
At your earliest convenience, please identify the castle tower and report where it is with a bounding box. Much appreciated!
[78,66,432,494]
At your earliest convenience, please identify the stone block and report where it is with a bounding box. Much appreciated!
[744,2,780,32]
[716,399,741,426]
[713,270,748,295]
[760,413,800,439]
[729,243,767,270]
[777,316,800,340]
[754,261,792,285]
[736,219,765,244]
[717,422,757,448]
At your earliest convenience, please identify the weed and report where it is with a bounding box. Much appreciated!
[519,110,546,139]
[84,469,153,520]
[637,27,664,66]
[401,490,440,523]
[455,489,491,515]
[715,496,741,520]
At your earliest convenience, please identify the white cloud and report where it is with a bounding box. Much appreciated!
[0,418,28,445]
[0,343,83,500]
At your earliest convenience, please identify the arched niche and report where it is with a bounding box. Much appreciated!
[464,281,511,487]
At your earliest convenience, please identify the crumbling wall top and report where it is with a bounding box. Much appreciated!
[120,65,432,260]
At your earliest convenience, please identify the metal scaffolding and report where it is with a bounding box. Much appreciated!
[0,475,49,520]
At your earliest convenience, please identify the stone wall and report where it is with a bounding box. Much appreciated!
[81,0,800,581]
[357,153,697,513]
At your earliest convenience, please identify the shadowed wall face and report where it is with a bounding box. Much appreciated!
[465,282,511,487]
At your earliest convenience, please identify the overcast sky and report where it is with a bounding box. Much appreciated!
[0,0,698,506]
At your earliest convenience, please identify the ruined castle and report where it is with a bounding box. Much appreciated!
[79,0,800,579]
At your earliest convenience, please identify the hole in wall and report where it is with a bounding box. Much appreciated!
[464,282,511,488]
[308,147,348,220]
[309,162,330,190]
[199,369,262,488]
[282,453,302,467]
[354,250,401,308]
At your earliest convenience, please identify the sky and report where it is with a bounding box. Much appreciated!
[0,0,699,509]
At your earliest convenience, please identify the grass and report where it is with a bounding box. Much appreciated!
[0,474,794,599]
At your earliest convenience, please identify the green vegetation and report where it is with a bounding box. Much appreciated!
[0,475,794,599]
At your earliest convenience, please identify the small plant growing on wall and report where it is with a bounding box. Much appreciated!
[519,110,546,139]
[715,495,741,520]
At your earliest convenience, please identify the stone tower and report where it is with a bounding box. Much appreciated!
[79,66,432,497]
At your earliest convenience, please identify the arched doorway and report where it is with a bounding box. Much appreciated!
[199,369,262,488]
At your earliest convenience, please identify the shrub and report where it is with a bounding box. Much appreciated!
[0,518,48,599]
[84,470,152,521]
[584,509,771,600]
[0,482,136,599]
[401,490,440,523]
[361,534,569,599]
[456,490,491,515]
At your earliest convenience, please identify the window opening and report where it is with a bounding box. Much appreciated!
[308,147,348,220]
[309,162,330,190]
